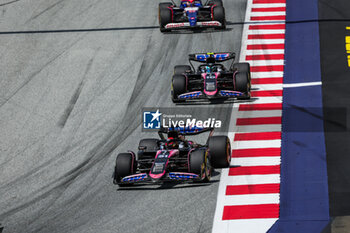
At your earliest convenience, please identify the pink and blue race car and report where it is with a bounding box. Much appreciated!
[159,0,226,32]
[113,127,231,187]
[171,52,251,103]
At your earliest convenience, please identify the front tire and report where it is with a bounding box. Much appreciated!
[208,136,231,168]
[189,149,211,182]
[159,4,172,32]
[113,153,136,186]
[235,72,250,99]
[171,74,187,103]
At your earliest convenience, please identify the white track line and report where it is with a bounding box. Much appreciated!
[283,81,322,88]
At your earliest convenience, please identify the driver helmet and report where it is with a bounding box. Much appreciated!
[205,66,211,73]
[166,130,179,148]
[182,0,193,7]
[167,130,179,139]
[159,141,166,150]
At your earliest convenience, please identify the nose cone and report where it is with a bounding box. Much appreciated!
[189,17,197,26]
[187,11,197,27]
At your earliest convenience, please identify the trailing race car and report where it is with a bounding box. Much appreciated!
[113,127,231,186]
[158,0,226,32]
[171,52,251,103]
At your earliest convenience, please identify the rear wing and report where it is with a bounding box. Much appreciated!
[189,52,235,63]
[169,0,211,7]
[188,52,236,71]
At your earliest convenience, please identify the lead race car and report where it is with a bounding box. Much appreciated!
[113,127,231,186]
[158,0,226,32]
[171,52,251,103]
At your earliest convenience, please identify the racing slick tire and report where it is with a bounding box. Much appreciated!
[212,6,226,29]
[159,3,172,32]
[210,0,223,7]
[233,62,251,81]
[235,72,251,99]
[172,74,187,103]
[208,136,231,168]
[174,65,192,75]
[189,149,211,182]
[113,153,136,186]
[138,138,159,159]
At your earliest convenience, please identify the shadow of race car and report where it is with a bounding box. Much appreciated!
[113,127,231,187]
[159,0,226,32]
[171,52,251,103]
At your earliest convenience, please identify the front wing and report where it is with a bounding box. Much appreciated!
[164,21,222,30]
[118,172,202,185]
[177,90,250,101]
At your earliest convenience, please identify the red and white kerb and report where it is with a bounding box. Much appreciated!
[212,0,286,232]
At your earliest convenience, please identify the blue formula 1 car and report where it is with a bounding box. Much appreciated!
[113,127,231,187]
[171,52,251,103]
[158,0,226,32]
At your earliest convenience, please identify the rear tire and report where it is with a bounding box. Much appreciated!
[235,72,251,99]
[235,72,249,93]
[208,136,231,168]
[213,6,226,29]
[172,74,187,103]
[233,62,251,81]
[174,65,192,75]
[113,153,136,186]
[159,4,172,32]
[189,149,211,182]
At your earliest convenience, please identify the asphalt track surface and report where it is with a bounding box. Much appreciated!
[0,0,246,232]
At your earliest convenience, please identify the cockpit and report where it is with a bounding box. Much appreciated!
[199,64,224,73]
[157,130,188,150]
